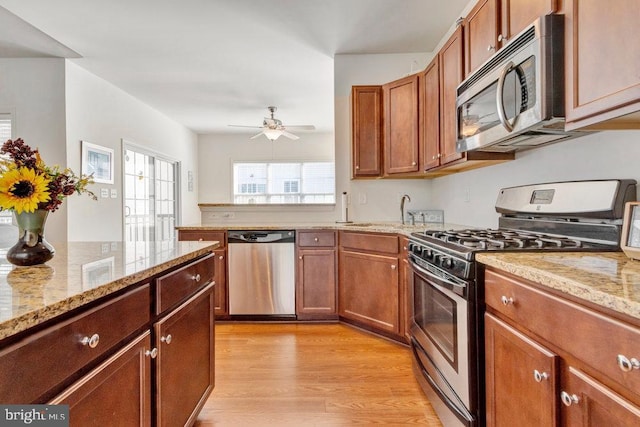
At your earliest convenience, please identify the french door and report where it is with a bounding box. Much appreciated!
[123,143,179,243]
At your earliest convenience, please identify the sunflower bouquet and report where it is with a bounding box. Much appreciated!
[0,138,96,214]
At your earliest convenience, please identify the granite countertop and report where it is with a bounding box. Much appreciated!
[0,240,219,341]
[476,252,640,322]
[177,221,468,237]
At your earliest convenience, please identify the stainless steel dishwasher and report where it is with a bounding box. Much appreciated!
[227,230,296,317]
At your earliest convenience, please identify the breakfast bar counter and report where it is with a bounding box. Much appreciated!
[0,239,218,341]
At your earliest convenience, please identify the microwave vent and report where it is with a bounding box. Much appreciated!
[457,26,536,96]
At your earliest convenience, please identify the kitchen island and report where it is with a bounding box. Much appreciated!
[0,239,219,426]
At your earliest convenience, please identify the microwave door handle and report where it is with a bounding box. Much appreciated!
[496,61,515,132]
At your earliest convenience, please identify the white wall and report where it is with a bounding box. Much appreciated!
[429,130,640,227]
[0,58,68,242]
[65,61,200,241]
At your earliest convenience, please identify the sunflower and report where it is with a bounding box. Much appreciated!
[0,166,51,213]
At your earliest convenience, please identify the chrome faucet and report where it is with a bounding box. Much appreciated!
[400,194,411,224]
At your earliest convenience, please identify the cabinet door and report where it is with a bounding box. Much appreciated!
[485,313,559,427]
[564,0,640,130]
[155,283,215,427]
[338,251,400,335]
[383,74,420,175]
[439,25,465,166]
[296,248,337,319]
[561,366,640,426]
[501,0,557,43]
[352,86,383,177]
[399,237,411,343]
[213,248,228,316]
[50,332,152,426]
[464,0,499,75]
[420,58,441,171]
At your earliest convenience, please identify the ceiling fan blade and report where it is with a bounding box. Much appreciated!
[250,131,266,139]
[228,124,263,129]
[283,125,315,130]
[281,130,300,140]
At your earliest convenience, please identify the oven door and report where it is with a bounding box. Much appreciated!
[410,257,475,426]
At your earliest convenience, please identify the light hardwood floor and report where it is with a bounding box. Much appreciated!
[195,323,443,426]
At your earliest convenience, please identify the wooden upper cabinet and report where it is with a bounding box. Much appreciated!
[501,0,558,43]
[419,58,441,171]
[383,74,420,175]
[439,25,465,166]
[464,0,499,75]
[564,0,640,130]
[351,86,383,177]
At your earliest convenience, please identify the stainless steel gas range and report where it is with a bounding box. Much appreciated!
[407,179,637,427]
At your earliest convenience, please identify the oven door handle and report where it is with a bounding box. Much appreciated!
[410,257,468,297]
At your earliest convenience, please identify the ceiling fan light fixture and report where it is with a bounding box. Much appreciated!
[263,128,283,141]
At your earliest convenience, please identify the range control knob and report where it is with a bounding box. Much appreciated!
[442,257,454,269]
[422,248,433,259]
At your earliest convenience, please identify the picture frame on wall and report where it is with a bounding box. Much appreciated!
[82,140,114,184]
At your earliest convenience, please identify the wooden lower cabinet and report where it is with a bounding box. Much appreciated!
[50,332,152,426]
[155,282,215,427]
[485,313,558,426]
[339,250,400,336]
[562,366,640,426]
[484,267,640,426]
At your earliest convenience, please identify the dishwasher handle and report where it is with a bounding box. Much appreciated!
[228,230,295,244]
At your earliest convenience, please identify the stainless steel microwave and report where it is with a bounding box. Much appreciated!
[455,15,586,153]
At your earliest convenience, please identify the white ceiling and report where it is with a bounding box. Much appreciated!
[0,0,469,134]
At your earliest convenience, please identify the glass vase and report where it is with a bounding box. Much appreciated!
[6,209,55,266]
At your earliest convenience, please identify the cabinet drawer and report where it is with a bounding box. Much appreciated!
[156,253,215,314]
[0,284,151,403]
[339,231,398,254]
[297,230,336,247]
[178,230,226,247]
[485,269,640,398]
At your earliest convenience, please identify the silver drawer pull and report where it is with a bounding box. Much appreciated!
[161,334,172,344]
[533,370,549,382]
[560,391,580,407]
[617,354,640,372]
[501,296,514,306]
[80,333,100,349]
[314,237,319,242]
[192,273,201,282]
[145,348,158,359]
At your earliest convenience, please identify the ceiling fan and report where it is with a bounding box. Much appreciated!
[229,106,315,141]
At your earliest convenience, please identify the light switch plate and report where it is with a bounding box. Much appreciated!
[100,188,109,198]
[110,189,117,198]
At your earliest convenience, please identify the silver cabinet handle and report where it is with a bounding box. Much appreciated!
[80,333,100,348]
[487,45,495,51]
[314,237,319,242]
[299,256,303,260]
[498,34,507,42]
[198,238,204,241]
[501,296,514,306]
[391,265,397,270]
[356,165,360,170]
[617,354,640,372]
[533,370,549,382]
[193,273,201,282]
[161,334,172,344]
[219,255,224,260]
[145,348,158,359]
[411,161,417,166]
[560,391,580,407]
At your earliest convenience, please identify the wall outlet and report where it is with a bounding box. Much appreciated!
[110,189,117,198]
[207,212,235,219]
[464,188,471,203]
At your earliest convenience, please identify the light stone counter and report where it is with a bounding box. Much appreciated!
[476,252,640,322]
[0,240,218,341]
[177,221,468,237]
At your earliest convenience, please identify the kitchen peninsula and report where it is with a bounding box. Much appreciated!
[0,239,218,426]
